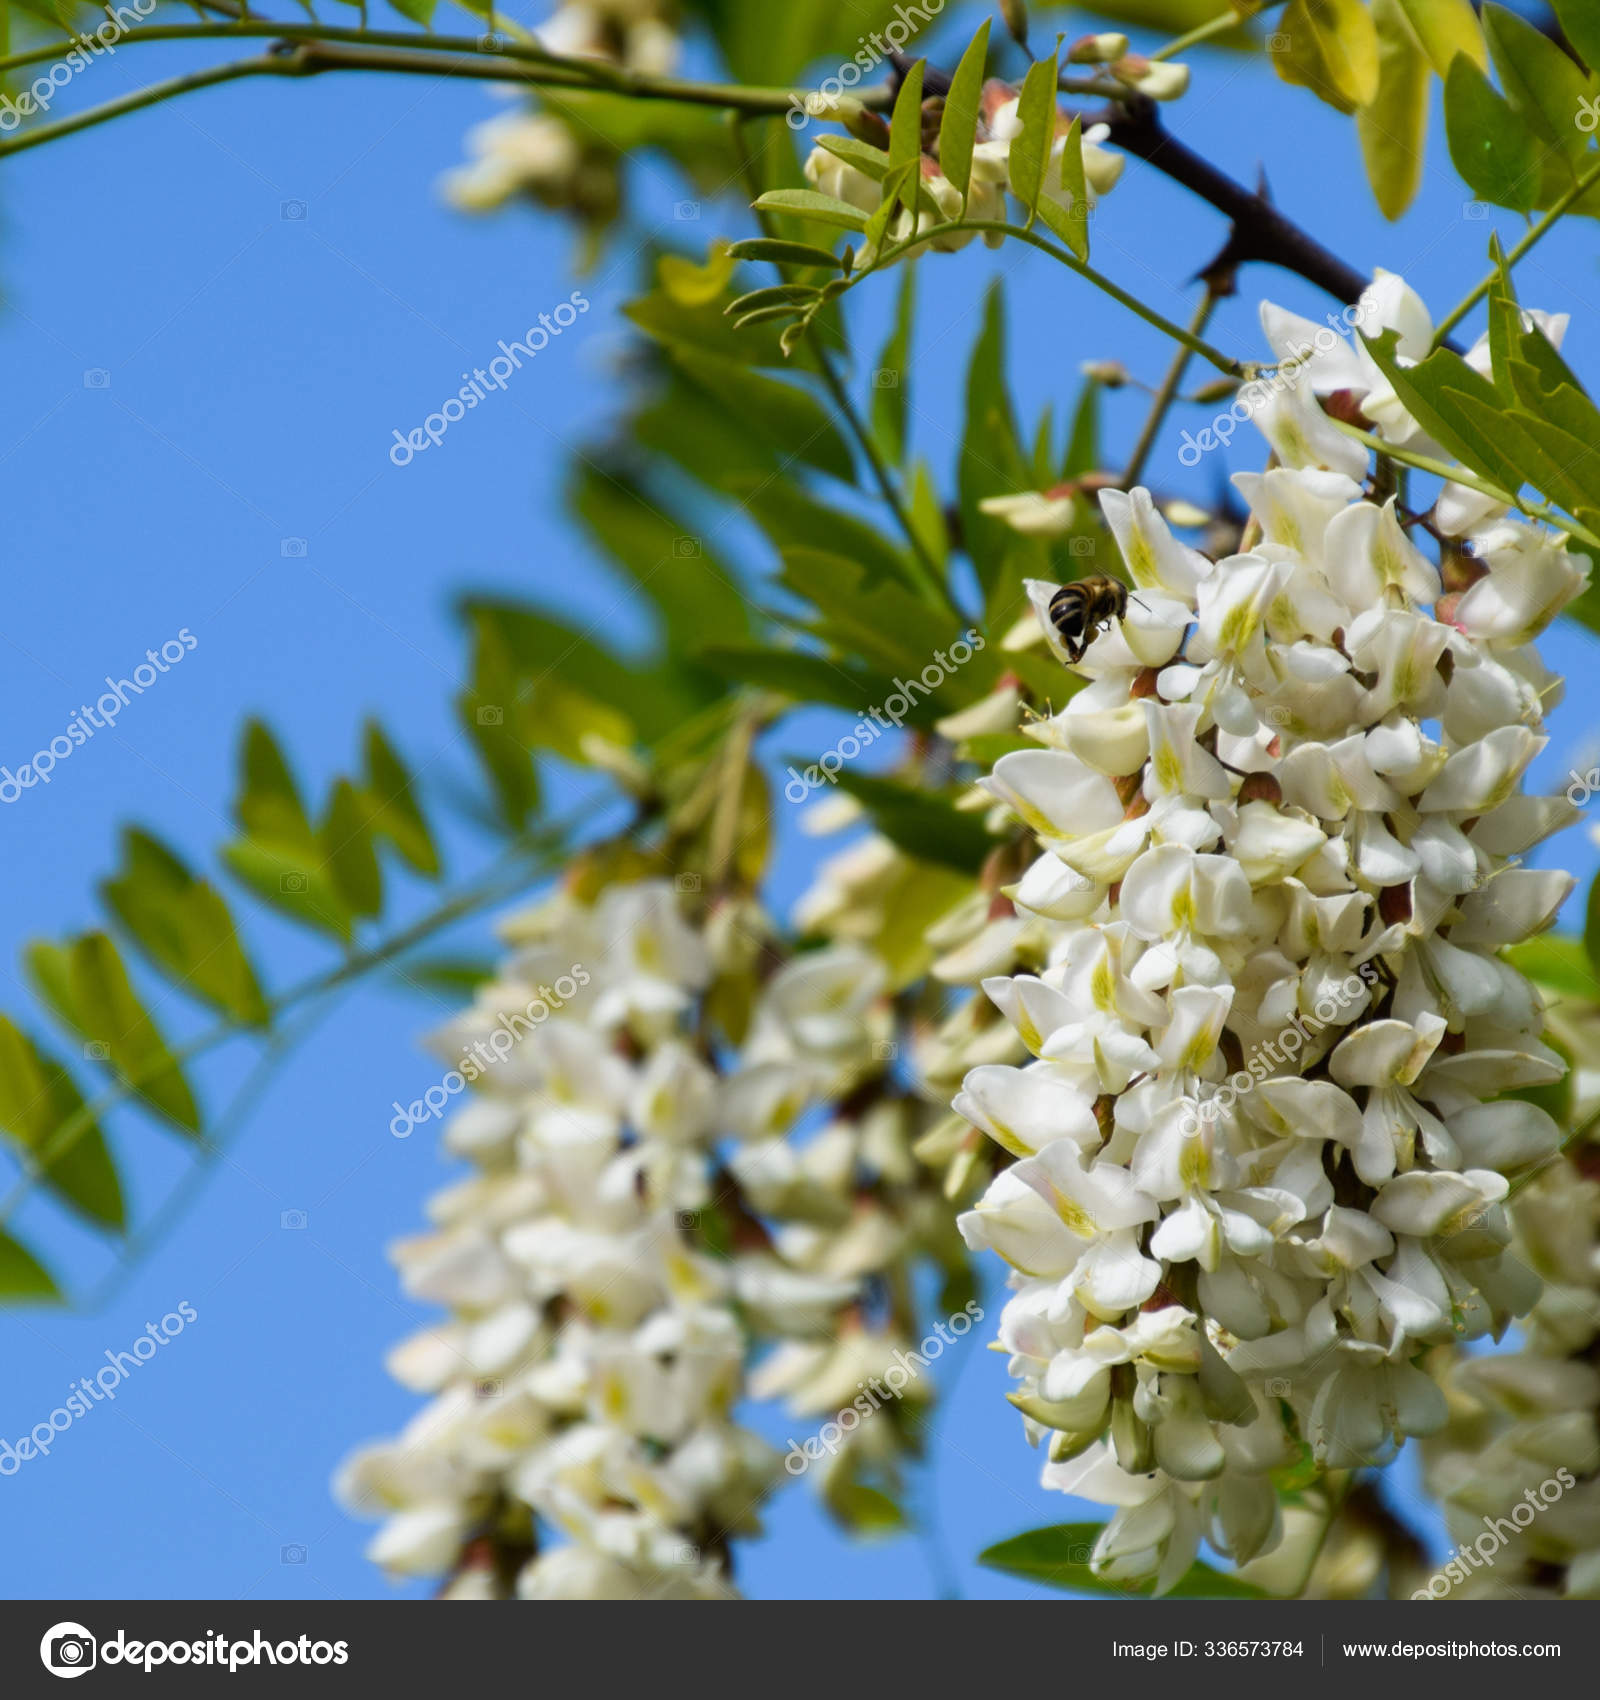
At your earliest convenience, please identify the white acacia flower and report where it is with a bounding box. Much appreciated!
[955,391,1582,1589]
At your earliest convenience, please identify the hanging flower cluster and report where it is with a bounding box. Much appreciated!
[802,78,1123,271]
[1418,1138,1600,1598]
[337,872,957,1593]
[443,1,680,218]
[335,878,889,1598]
[952,415,1584,1588]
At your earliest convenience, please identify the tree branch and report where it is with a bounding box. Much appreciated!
[1097,94,1371,306]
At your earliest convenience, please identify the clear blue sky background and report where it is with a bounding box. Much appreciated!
[1,0,1596,1602]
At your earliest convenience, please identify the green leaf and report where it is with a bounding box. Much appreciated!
[233,720,315,851]
[752,189,870,232]
[223,840,354,943]
[699,644,891,710]
[1035,114,1090,259]
[1444,54,1541,210]
[1359,0,1431,220]
[1507,933,1596,1002]
[1007,51,1060,225]
[0,1018,123,1229]
[773,547,987,698]
[887,57,925,221]
[66,932,200,1133]
[569,465,751,658]
[1272,0,1382,111]
[1393,0,1485,76]
[101,829,270,1026]
[384,0,436,21]
[0,1232,57,1301]
[725,284,823,317]
[726,237,846,270]
[734,482,917,595]
[1064,378,1101,478]
[1481,2,1599,212]
[660,342,854,480]
[1584,871,1600,982]
[980,1523,1273,1598]
[871,267,915,467]
[830,771,994,874]
[1556,0,1600,76]
[390,955,499,998]
[362,722,441,879]
[959,284,1050,608]
[939,18,992,204]
[1360,328,1526,492]
[321,779,383,920]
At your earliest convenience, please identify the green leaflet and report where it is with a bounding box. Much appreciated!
[980,1523,1273,1598]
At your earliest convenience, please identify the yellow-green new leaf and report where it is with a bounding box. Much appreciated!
[0,1017,124,1229]
[321,779,383,920]
[101,829,270,1027]
[223,840,354,943]
[0,1232,57,1301]
[1273,0,1381,112]
[1359,0,1431,219]
[362,722,441,878]
[1393,0,1485,75]
[68,932,200,1133]
[233,719,315,850]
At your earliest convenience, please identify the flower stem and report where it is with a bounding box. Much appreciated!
[861,221,1251,377]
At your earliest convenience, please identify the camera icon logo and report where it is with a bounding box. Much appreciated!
[476,704,504,726]
[281,1209,308,1230]
[279,871,307,894]
[83,1041,109,1061]
[281,200,307,221]
[1069,536,1096,557]
[40,1623,97,1677]
[281,1543,307,1564]
[83,369,110,389]
[280,537,307,558]
[673,201,700,220]
[675,871,700,892]
[873,369,899,389]
[673,536,701,558]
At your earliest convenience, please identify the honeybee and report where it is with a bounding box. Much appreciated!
[1048,575,1134,664]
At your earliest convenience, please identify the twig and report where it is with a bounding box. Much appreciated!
[1097,94,1370,307]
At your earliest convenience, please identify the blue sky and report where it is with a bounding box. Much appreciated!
[1,2,1596,1600]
